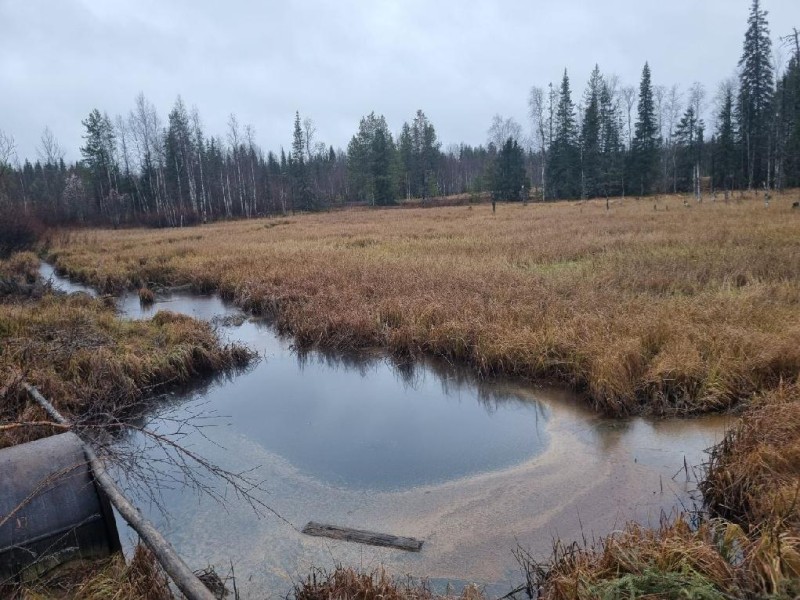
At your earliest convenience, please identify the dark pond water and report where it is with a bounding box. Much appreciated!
[41,263,731,597]
[41,262,550,490]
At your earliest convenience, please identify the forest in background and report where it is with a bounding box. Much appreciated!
[0,0,798,228]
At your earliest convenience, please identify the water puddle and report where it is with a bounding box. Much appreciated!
[41,263,731,597]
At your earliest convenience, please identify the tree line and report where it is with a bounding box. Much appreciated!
[0,0,797,227]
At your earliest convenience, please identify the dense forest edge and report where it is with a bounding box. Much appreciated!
[1,1,799,232]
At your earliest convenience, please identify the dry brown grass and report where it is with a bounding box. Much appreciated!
[0,253,254,449]
[704,382,800,529]
[47,192,800,415]
[294,566,484,600]
[530,520,743,600]
[2,544,174,600]
[530,381,800,600]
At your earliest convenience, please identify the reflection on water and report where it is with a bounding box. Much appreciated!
[42,263,732,597]
[156,320,551,490]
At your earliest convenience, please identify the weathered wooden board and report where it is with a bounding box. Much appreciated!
[302,521,423,552]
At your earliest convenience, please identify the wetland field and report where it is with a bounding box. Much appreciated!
[3,193,800,598]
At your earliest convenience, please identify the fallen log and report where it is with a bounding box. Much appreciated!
[23,383,216,600]
[302,521,423,552]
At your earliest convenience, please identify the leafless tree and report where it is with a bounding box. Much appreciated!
[528,86,547,200]
[302,117,317,161]
[487,114,523,149]
[128,93,166,216]
[244,124,258,215]
[36,127,64,166]
[0,129,15,177]
[664,85,683,193]
[688,82,706,124]
[227,114,246,217]
[621,86,637,149]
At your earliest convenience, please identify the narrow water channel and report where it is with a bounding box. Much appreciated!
[41,263,730,597]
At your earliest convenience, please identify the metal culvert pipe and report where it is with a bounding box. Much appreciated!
[0,432,121,582]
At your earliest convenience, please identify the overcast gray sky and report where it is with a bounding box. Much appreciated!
[1,0,799,162]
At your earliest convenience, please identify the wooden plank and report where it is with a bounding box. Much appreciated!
[302,521,423,552]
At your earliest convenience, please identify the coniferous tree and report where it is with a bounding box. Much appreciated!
[165,97,195,218]
[398,110,441,199]
[490,138,527,201]
[774,34,799,189]
[291,111,313,211]
[599,80,624,197]
[80,108,117,215]
[737,0,773,189]
[580,65,603,198]
[672,105,704,194]
[347,113,396,203]
[629,62,660,195]
[371,127,395,205]
[547,70,580,198]
[713,85,738,192]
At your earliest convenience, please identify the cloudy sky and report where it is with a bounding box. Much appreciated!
[1,0,799,162]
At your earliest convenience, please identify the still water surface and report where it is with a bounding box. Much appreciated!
[41,263,730,597]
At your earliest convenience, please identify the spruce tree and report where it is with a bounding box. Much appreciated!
[737,0,773,188]
[547,69,580,198]
[80,108,116,210]
[713,86,738,191]
[580,65,603,198]
[371,127,395,205]
[490,138,527,201]
[291,111,313,211]
[774,34,799,188]
[599,80,624,197]
[346,112,397,204]
[629,62,660,195]
[672,105,704,194]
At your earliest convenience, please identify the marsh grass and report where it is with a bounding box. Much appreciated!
[48,192,800,416]
[703,382,800,529]
[0,254,254,449]
[1,544,174,600]
[529,382,800,599]
[24,193,800,597]
[294,566,484,600]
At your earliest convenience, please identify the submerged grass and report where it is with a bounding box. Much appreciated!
[0,252,254,448]
[47,192,800,416]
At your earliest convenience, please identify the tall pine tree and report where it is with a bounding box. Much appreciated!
[547,70,580,198]
[291,111,313,211]
[737,0,773,189]
[599,79,624,197]
[629,62,660,195]
[713,85,738,192]
[580,65,603,198]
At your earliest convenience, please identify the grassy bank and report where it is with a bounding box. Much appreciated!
[0,252,253,448]
[526,381,800,599]
[48,192,800,416]
[1,545,173,600]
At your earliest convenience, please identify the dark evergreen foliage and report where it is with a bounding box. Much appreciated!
[629,62,660,195]
[490,138,528,201]
[737,0,774,188]
[547,70,581,199]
